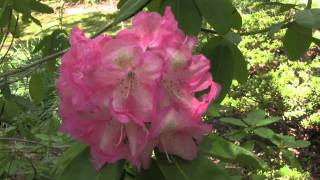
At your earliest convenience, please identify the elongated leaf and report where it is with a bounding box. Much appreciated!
[243,110,265,125]
[117,0,128,9]
[3,100,21,118]
[284,140,311,148]
[156,152,230,180]
[200,135,268,169]
[30,0,54,13]
[29,73,46,104]
[255,117,280,126]
[53,142,87,175]
[33,35,52,53]
[282,149,301,170]
[229,44,248,83]
[55,144,125,180]
[295,9,320,29]
[220,117,248,127]
[161,0,202,35]
[147,0,163,12]
[283,23,312,60]
[241,141,255,151]
[0,6,11,27]
[56,148,97,180]
[253,127,275,139]
[95,161,125,180]
[12,0,31,15]
[201,38,234,103]
[136,159,166,180]
[268,22,285,36]
[231,10,242,30]
[195,0,234,34]
[115,0,150,23]
[225,130,247,141]
[224,32,241,45]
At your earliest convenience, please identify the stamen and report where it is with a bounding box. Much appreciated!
[160,139,172,163]
[124,72,135,98]
[114,124,124,146]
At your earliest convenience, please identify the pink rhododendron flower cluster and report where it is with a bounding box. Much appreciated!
[57,7,220,170]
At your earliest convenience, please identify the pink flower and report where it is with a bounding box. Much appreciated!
[57,7,220,170]
[99,33,163,124]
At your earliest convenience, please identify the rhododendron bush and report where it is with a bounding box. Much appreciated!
[57,7,220,170]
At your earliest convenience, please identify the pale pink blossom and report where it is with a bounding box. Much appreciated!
[57,7,220,170]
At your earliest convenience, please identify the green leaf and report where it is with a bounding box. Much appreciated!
[284,140,311,148]
[225,130,247,141]
[200,135,267,169]
[95,161,125,180]
[53,142,87,175]
[3,100,21,118]
[272,135,311,148]
[195,0,234,35]
[33,35,51,53]
[115,0,150,23]
[30,0,54,14]
[282,149,301,170]
[235,154,263,169]
[201,38,234,103]
[207,104,223,117]
[250,174,267,180]
[223,32,241,45]
[30,16,42,26]
[29,73,46,104]
[295,9,320,29]
[243,110,265,126]
[268,22,284,36]
[0,155,11,174]
[146,0,163,12]
[220,117,247,127]
[255,117,280,126]
[231,10,242,30]
[161,0,202,36]
[156,153,230,180]
[56,147,97,180]
[229,44,248,83]
[117,0,128,9]
[283,23,312,60]
[136,159,166,180]
[1,83,11,98]
[12,0,31,15]
[241,141,255,151]
[253,127,275,139]
[0,6,11,27]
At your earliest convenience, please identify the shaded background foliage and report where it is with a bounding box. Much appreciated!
[0,0,319,179]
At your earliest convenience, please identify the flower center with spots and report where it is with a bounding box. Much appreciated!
[115,52,133,68]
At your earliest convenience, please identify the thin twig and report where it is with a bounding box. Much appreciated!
[0,21,118,80]
[201,22,292,36]
[0,137,69,149]
[0,14,19,64]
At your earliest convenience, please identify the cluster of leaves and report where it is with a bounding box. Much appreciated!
[221,1,320,127]
[0,0,54,65]
[51,110,310,180]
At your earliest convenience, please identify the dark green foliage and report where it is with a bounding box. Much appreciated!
[283,23,312,60]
